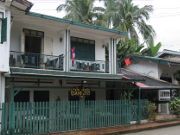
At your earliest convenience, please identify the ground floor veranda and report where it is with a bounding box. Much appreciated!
[1,74,173,135]
[0,75,150,134]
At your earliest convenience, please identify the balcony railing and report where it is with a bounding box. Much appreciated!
[10,51,64,70]
[70,59,108,73]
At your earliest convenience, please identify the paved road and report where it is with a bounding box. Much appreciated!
[121,125,180,135]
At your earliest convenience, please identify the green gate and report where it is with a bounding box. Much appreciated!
[1,100,148,135]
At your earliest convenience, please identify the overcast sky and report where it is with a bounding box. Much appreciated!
[29,0,180,51]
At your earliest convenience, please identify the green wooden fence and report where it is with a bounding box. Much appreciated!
[0,100,148,135]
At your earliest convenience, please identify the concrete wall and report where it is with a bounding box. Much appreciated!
[127,61,159,78]
[5,78,107,102]
[10,21,64,56]
[6,82,106,102]
[0,4,10,72]
[10,21,105,61]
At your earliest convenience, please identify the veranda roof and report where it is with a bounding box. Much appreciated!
[9,67,124,81]
[121,68,180,90]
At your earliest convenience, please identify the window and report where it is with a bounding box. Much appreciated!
[0,12,7,44]
[0,12,3,43]
[34,91,49,102]
[14,91,30,102]
[71,37,95,61]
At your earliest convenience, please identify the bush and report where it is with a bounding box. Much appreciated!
[170,98,180,115]
[147,102,157,121]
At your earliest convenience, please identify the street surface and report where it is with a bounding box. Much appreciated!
[121,125,180,135]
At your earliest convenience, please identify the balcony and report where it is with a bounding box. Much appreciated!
[10,51,64,71]
[70,59,108,73]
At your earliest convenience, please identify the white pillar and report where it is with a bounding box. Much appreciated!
[67,30,71,72]
[0,73,5,104]
[64,29,71,72]
[0,73,5,131]
[109,38,117,75]
[63,30,67,71]
[113,39,117,74]
[108,38,113,74]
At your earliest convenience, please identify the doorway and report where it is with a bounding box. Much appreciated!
[34,91,49,102]
[23,29,44,68]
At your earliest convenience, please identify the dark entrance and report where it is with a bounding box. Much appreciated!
[25,36,41,54]
[34,91,49,102]
[14,91,30,102]
[23,29,44,68]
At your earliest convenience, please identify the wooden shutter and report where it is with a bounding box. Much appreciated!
[1,17,7,43]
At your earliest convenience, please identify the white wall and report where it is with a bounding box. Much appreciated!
[10,21,64,56]
[95,40,105,61]
[7,78,107,102]
[0,5,10,72]
[70,32,105,61]
[127,61,159,78]
[10,21,106,62]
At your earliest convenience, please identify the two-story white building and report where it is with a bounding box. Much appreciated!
[0,0,128,105]
[1,1,151,134]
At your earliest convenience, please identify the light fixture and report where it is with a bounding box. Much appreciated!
[59,37,63,42]
[83,80,87,84]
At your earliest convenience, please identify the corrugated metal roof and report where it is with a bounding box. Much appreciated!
[121,68,180,89]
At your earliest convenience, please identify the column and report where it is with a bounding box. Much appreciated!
[109,38,117,74]
[64,29,71,72]
[108,38,113,74]
[113,38,117,74]
[0,73,5,131]
[0,73,5,103]
[63,30,67,71]
[66,30,71,72]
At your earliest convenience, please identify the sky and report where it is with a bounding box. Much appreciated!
[28,0,180,51]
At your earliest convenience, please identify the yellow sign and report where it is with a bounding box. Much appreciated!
[70,88,91,97]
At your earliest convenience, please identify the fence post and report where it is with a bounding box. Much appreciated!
[9,87,15,134]
[79,100,84,129]
[138,88,141,124]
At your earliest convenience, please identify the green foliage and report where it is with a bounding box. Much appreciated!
[57,0,102,24]
[112,0,155,44]
[170,98,180,115]
[117,39,144,62]
[57,0,155,44]
[147,102,157,121]
[141,42,161,56]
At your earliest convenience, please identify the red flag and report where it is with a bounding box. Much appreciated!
[124,58,132,66]
[71,48,75,66]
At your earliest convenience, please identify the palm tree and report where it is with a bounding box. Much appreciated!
[57,0,102,24]
[117,39,144,63]
[97,0,119,28]
[112,0,155,44]
[141,42,161,56]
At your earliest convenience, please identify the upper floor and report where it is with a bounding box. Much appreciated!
[0,0,126,76]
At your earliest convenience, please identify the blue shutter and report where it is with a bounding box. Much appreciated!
[1,17,7,43]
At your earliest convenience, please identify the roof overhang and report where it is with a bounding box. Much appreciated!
[11,0,33,12]
[121,68,180,90]
[8,67,123,81]
[131,55,180,66]
[26,12,127,38]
